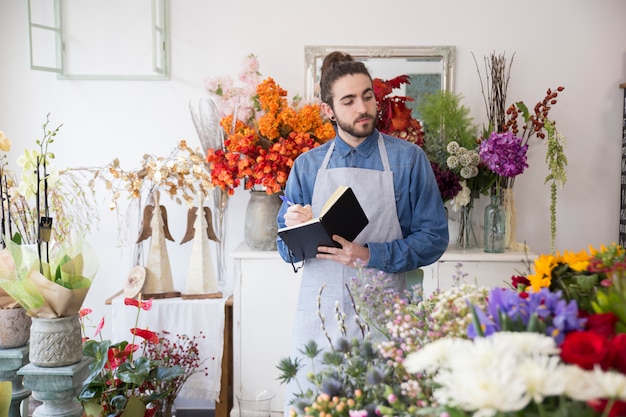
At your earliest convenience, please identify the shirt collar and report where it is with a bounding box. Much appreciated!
[334,129,379,158]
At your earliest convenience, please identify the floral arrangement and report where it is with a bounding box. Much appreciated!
[416,90,495,208]
[279,242,626,417]
[79,298,206,417]
[205,55,335,195]
[0,115,98,317]
[474,51,568,252]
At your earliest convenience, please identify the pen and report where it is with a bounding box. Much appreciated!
[280,195,294,206]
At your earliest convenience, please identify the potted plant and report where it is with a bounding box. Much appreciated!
[78,299,207,417]
[0,116,98,366]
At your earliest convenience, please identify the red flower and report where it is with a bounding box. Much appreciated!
[131,328,159,344]
[585,312,618,339]
[511,275,531,290]
[124,297,153,311]
[372,76,424,146]
[608,333,626,374]
[106,344,136,369]
[560,331,610,370]
[589,399,626,417]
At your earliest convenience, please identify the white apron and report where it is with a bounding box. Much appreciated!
[284,134,405,413]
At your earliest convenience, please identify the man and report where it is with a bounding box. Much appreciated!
[276,51,448,412]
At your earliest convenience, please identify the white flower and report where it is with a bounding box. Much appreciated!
[446,141,460,154]
[0,131,11,152]
[590,366,626,400]
[562,365,604,401]
[446,155,459,169]
[517,354,567,403]
[450,181,470,211]
[404,337,470,374]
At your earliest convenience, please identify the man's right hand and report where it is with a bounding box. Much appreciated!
[284,204,313,227]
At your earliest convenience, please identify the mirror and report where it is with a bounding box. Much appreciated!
[304,45,455,107]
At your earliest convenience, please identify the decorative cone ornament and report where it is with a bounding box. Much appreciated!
[181,193,222,299]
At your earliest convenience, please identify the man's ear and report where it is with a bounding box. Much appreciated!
[321,102,334,120]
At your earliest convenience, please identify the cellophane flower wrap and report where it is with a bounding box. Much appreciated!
[0,237,98,318]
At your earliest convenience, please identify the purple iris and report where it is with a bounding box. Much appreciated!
[467,287,585,345]
[479,131,529,178]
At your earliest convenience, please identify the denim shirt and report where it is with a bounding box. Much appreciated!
[276,130,449,273]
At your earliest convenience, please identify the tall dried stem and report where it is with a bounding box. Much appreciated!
[472,52,515,134]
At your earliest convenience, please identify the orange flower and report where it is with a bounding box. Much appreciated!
[207,74,334,195]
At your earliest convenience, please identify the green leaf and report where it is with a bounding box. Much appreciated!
[156,365,183,381]
[470,304,484,337]
[276,357,302,385]
[516,101,530,122]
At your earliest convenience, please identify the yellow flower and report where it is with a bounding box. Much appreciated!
[558,249,591,272]
[528,253,558,291]
[0,131,11,152]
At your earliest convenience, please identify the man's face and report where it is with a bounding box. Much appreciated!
[325,73,377,143]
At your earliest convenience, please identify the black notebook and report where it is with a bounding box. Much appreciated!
[277,186,369,260]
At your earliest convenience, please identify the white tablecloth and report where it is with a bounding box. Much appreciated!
[110,296,227,401]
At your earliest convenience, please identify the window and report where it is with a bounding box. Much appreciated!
[28,0,170,80]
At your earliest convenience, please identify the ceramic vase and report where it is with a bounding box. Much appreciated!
[29,314,82,367]
[0,307,31,349]
[244,190,282,251]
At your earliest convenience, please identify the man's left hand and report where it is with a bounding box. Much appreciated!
[316,235,370,267]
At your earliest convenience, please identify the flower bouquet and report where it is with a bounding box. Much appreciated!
[403,243,626,417]
[474,51,567,251]
[205,54,335,195]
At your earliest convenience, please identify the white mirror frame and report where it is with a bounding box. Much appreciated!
[304,45,455,101]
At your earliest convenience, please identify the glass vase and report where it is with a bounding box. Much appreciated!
[212,188,229,288]
[457,197,478,249]
[155,397,176,417]
[484,191,506,253]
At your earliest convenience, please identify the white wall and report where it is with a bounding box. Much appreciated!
[1,0,625,342]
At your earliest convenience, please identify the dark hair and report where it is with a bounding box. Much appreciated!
[319,51,372,107]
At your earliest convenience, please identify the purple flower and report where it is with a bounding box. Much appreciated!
[468,286,585,345]
[479,131,529,178]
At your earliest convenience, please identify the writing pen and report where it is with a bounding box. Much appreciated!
[280,195,294,206]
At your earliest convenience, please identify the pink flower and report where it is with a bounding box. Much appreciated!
[94,317,105,338]
[79,308,92,317]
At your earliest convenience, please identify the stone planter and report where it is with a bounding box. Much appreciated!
[29,315,82,367]
[0,307,31,349]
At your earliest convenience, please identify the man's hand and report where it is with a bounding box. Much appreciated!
[316,235,370,267]
[284,204,313,227]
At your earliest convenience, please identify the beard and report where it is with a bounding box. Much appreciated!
[335,112,376,139]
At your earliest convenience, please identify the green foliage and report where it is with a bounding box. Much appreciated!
[416,90,479,167]
[544,120,568,254]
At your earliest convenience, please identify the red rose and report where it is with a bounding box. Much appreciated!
[560,331,610,370]
[608,333,626,373]
[586,312,618,338]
